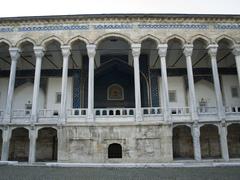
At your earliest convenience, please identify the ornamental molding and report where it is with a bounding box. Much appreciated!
[1,22,240,33]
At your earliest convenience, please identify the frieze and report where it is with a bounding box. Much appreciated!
[1,23,240,33]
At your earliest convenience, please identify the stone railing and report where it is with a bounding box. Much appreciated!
[95,108,135,117]
[12,109,31,118]
[0,109,4,119]
[38,109,60,118]
[67,108,87,117]
[170,107,190,115]
[142,107,163,116]
[197,106,217,115]
[225,106,240,114]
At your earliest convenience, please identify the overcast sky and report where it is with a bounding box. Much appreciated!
[1,0,240,17]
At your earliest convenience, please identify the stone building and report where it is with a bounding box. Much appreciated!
[0,14,239,163]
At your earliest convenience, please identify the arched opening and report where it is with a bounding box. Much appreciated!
[227,124,240,158]
[70,39,87,108]
[141,38,158,107]
[0,129,2,159]
[94,36,136,108]
[192,38,214,114]
[172,125,194,159]
[0,42,11,111]
[200,124,221,159]
[108,143,122,158]
[9,128,29,161]
[36,127,58,161]
[166,38,187,114]
[217,38,239,113]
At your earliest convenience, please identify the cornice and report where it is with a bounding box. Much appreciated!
[0,14,240,26]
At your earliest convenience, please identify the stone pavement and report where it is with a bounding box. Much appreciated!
[0,165,240,180]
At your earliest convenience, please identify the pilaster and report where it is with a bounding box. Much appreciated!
[1,126,11,161]
[192,123,201,161]
[28,126,38,163]
[219,122,229,161]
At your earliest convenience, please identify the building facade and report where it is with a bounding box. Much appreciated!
[0,14,239,163]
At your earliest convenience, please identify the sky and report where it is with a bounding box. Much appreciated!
[0,0,240,17]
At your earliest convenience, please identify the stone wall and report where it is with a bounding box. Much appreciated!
[58,123,173,163]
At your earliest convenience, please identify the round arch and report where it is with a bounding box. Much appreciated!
[172,125,194,159]
[200,124,221,159]
[36,127,58,162]
[108,143,122,158]
[227,123,240,158]
[9,127,29,161]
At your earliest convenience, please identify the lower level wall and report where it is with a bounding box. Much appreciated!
[58,124,173,163]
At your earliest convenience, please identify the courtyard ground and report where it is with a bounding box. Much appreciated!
[0,165,240,180]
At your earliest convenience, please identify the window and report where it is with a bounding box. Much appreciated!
[56,92,61,103]
[231,86,239,98]
[107,84,124,100]
[169,90,177,102]
[108,143,122,158]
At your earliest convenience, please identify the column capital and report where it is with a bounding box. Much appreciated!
[33,46,45,58]
[183,44,193,57]
[61,45,71,57]
[207,44,218,57]
[86,44,96,58]
[9,47,20,61]
[158,44,168,57]
[131,43,141,57]
[232,44,240,56]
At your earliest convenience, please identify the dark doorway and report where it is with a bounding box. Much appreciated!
[36,128,58,161]
[108,143,122,158]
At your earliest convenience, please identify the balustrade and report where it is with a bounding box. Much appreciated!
[95,108,135,117]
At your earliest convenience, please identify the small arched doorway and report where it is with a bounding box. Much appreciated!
[108,143,122,158]
[172,125,194,159]
[9,127,29,161]
[36,127,58,161]
[227,124,240,158]
[200,124,221,159]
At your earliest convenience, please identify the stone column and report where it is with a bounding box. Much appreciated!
[219,123,229,161]
[208,44,225,119]
[1,126,11,161]
[131,44,142,121]
[183,44,198,120]
[232,45,240,87]
[86,44,96,121]
[192,124,201,161]
[158,44,170,121]
[31,47,45,123]
[4,48,20,123]
[28,127,38,163]
[60,45,71,123]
